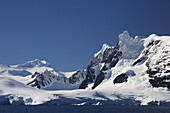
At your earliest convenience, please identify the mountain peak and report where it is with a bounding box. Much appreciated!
[118,31,131,40]
[94,43,111,57]
[16,59,51,68]
[118,31,144,59]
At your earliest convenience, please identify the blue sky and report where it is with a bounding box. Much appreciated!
[0,0,170,71]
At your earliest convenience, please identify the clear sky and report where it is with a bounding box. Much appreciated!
[0,0,170,71]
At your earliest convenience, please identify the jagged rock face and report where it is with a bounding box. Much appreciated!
[92,72,105,89]
[79,31,144,89]
[69,70,86,84]
[79,43,122,89]
[146,39,170,89]
[27,70,86,89]
[92,44,120,66]
[27,70,56,89]
[133,34,170,89]
[149,76,170,88]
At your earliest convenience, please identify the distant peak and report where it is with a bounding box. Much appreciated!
[27,59,40,63]
[16,59,51,68]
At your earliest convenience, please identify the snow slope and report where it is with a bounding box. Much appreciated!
[0,59,58,84]
[0,59,84,90]
[0,31,170,105]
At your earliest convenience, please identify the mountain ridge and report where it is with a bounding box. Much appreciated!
[0,31,170,105]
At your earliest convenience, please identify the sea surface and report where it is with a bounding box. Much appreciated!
[0,105,170,113]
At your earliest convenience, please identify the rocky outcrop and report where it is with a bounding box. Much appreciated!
[27,70,86,89]
[113,73,128,84]
[79,43,122,89]
[92,72,105,89]
[149,76,170,88]
[69,70,86,84]
[113,70,136,84]
[27,70,56,89]
[146,39,170,89]
[133,34,170,89]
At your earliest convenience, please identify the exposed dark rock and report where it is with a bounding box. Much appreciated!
[101,65,108,71]
[146,41,154,47]
[79,79,88,89]
[79,42,122,89]
[31,72,40,78]
[49,78,52,82]
[113,73,128,84]
[131,38,170,89]
[27,70,55,89]
[165,70,170,73]
[147,69,159,77]
[110,58,119,68]
[132,56,146,66]
[92,72,105,89]
[149,76,170,89]
[28,69,86,89]
[27,79,41,89]
[133,40,162,66]
[145,40,170,89]
[69,70,85,84]
[146,40,160,48]
[155,40,161,45]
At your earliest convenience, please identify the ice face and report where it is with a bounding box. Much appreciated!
[118,31,144,59]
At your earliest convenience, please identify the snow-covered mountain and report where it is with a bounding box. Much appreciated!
[79,31,144,89]
[27,69,86,90]
[0,59,53,76]
[0,31,170,106]
[0,59,85,90]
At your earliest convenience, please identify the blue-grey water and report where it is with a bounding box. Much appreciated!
[0,105,170,113]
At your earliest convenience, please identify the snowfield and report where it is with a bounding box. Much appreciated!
[0,31,170,106]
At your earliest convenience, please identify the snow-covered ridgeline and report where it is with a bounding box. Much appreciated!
[0,31,170,106]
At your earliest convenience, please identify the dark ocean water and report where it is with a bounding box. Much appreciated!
[0,105,170,113]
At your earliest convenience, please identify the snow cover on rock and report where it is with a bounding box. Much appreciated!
[27,69,86,90]
[0,31,170,106]
[94,43,112,57]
